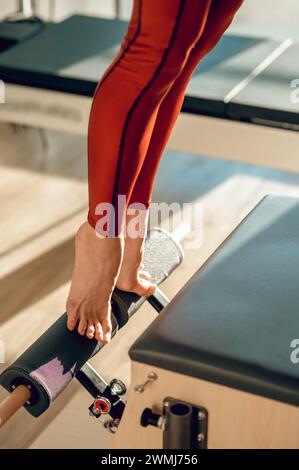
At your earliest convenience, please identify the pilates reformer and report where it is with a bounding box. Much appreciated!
[1,195,299,449]
[111,195,299,449]
[0,15,298,172]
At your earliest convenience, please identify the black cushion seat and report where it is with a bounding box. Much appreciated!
[130,195,299,407]
[228,42,299,127]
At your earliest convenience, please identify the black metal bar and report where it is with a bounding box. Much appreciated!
[75,288,169,411]
[147,287,170,313]
[76,362,107,397]
[76,363,126,421]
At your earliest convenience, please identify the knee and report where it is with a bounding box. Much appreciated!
[191,19,233,60]
[192,1,244,58]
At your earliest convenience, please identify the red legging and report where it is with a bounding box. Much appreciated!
[88,0,243,235]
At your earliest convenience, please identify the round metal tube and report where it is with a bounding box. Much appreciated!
[163,403,193,449]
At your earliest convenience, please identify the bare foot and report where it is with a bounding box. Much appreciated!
[66,222,123,342]
[116,235,156,297]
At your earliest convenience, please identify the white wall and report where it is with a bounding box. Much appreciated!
[36,0,116,21]
[230,0,299,40]
[0,0,120,21]
[0,0,18,19]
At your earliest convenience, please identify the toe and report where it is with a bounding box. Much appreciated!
[101,317,112,344]
[66,301,79,331]
[86,323,95,339]
[95,322,104,343]
[78,317,87,336]
[136,278,156,297]
[139,270,151,280]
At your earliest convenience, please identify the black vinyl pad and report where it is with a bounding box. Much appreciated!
[0,15,128,96]
[0,19,44,53]
[0,313,118,418]
[184,35,281,117]
[130,195,299,407]
[229,42,299,126]
[0,229,182,417]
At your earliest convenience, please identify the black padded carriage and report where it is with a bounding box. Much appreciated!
[130,195,299,407]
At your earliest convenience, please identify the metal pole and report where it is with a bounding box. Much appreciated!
[18,0,35,17]
[115,0,122,19]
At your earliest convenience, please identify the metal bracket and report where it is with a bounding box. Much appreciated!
[141,397,208,449]
[76,363,126,423]
[148,288,170,313]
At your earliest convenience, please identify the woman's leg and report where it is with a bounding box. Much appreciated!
[116,0,243,293]
[88,0,213,235]
[129,0,244,208]
[66,0,213,340]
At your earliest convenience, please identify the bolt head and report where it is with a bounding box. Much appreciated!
[197,433,205,442]
[148,372,157,381]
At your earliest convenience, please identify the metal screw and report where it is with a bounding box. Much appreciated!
[104,418,120,434]
[148,372,157,380]
[135,372,157,393]
[198,411,206,420]
[197,433,205,442]
[11,385,16,390]
[27,385,31,390]
[26,401,31,406]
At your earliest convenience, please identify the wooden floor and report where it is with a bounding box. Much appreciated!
[1,121,299,449]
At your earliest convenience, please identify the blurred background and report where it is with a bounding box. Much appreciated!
[0,0,298,39]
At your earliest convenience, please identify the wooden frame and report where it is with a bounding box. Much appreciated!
[110,362,299,449]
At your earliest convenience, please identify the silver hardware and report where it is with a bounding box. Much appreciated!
[198,411,206,421]
[157,416,166,431]
[134,372,157,393]
[110,378,127,396]
[104,418,120,434]
[90,397,111,417]
[197,433,205,442]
